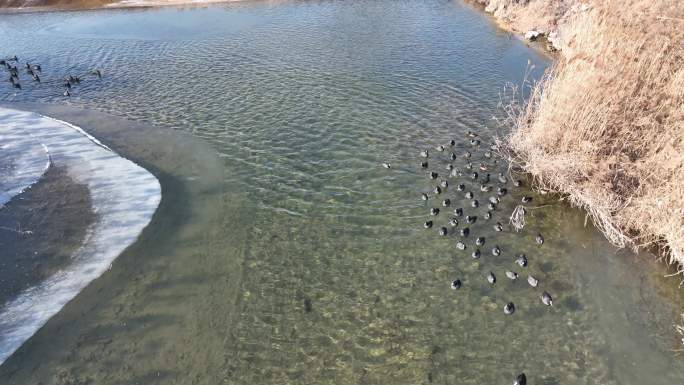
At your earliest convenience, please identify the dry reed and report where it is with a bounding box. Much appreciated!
[505,0,684,268]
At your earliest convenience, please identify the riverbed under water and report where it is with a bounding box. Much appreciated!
[1,1,684,384]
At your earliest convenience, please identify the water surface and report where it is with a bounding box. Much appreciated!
[1,1,683,384]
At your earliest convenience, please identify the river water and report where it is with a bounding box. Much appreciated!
[1,1,683,384]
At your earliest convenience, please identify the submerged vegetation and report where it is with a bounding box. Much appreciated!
[487,0,684,270]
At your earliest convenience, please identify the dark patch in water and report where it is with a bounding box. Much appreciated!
[0,165,96,306]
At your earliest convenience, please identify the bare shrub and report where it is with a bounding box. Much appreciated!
[506,0,684,266]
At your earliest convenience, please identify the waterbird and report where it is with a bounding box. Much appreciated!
[456,184,465,192]
[471,200,479,208]
[536,233,544,245]
[527,275,539,287]
[471,249,481,258]
[439,227,448,236]
[487,202,496,210]
[467,130,477,137]
[440,180,448,188]
[450,279,462,290]
[480,184,491,192]
[64,81,72,89]
[471,171,478,179]
[92,69,102,78]
[448,218,458,227]
[475,236,485,246]
[466,215,476,224]
[382,162,391,169]
[484,211,491,220]
[13,82,21,89]
[487,271,496,284]
[304,298,313,313]
[433,186,442,194]
[504,302,515,314]
[424,221,433,229]
[420,149,429,158]
[421,161,428,168]
[479,163,488,171]
[498,173,508,184]
[515,373,527,385]
[488,196,500,204]
[449,139,456,146]
[33,64,41,72]
[494,222,503,232]
[541,292,553,306]
[497,187,508,196]
[463,151,471,159]
[492,246,501,256]
[430,171,438,179]
[449,152,457,161]
[484,151,492,158]
[470,139,481,146]
[446,164,454,171]
[63,89,71,97]
[436,145,445,152]
[32,73,40,82]
[430,208,440,216]
[442,199,451,207]
[456,241,466,250]
[421,193,429,201]
[506,271,518,280]
[465,191,473,199]
[515,254,528,267]
[521,196,533,203]
[460,227,469,237]
[454,208,463,216]
[464,162,473,170]
[513,179,522,187]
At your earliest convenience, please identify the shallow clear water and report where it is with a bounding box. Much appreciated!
[1,1,684,384]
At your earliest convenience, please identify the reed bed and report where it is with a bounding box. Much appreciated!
[505,0,684,270]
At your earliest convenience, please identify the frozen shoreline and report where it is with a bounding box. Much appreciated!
[0,0,249,13]
[0,107,161,364]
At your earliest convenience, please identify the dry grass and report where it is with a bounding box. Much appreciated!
[505,0,684,269]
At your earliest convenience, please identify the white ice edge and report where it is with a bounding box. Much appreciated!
[0,107,161,364]
[0,125,51,207]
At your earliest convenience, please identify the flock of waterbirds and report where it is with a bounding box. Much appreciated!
[2,54,102,96]
[384,130,555,385]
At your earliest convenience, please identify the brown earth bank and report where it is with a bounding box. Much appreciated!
[0,0,114,8]
[477,1,684,270]
[0,0,241,11]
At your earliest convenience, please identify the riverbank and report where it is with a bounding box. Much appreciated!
[0,0,243,13]
[476,0,684,273]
